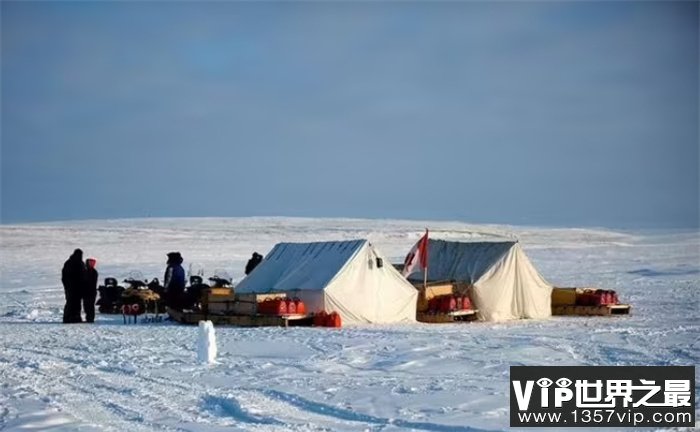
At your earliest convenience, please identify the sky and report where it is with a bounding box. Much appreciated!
[1,1,698,228]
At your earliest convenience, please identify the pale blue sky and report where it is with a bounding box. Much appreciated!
[1,1,698,228]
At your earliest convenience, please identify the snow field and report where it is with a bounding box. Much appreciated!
[0,217,698,431]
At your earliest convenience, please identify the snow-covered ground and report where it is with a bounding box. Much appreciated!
[0,217,698,431]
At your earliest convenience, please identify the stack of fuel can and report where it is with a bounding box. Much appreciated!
[312,311,342,328]
[576,289,619,306]
[257,298,307,316]
[427,294,474,313]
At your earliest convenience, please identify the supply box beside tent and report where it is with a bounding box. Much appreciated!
[168,287,347,327]
[167,287,313,327]
[414,281,479,323]
[551,287,631,316]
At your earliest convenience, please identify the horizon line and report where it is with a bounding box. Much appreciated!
[0,214,697,233]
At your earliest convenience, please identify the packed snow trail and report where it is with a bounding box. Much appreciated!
[0,218,698,431]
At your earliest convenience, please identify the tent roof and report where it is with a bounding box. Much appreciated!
[235,239,366,293]
[407,239,516,284]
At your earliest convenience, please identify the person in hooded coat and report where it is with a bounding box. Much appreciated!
[164,252,186,310]
[245,252,263,275]
[83,258,99,323]
[62,249,85,323]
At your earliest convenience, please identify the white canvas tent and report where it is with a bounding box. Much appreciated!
[406,240,552,321]
[235,240,418,324]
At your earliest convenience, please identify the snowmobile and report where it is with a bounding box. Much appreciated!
[178,275,208,311]
[121,277,162,315]
[96,277,125,314]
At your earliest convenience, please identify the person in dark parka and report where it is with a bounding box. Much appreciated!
[62,249,85,323]
[245,252,263,275]
[83,258,99,323]
[164,252,186,310]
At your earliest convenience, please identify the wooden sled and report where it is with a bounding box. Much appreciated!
[552,304,631,316]
[166,307,313,327]
[417,309,479,323]
[551,287,631,317]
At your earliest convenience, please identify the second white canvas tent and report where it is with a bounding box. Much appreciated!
[235,239,418,324]
[405,239,552,321]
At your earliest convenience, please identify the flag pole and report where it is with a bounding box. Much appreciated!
[423,228,428,290]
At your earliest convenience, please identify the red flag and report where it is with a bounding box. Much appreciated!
[402,229,429,277]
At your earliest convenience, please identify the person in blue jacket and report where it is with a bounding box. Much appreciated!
[164,252,186,310]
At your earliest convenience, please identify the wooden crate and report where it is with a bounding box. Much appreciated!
[230,300,257,315]
[416,283,454,312]
[551,287,578,306]
[424,283,454,299]
[207,301,236,314]
[206,299,260,316]
[206,287,235,301]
